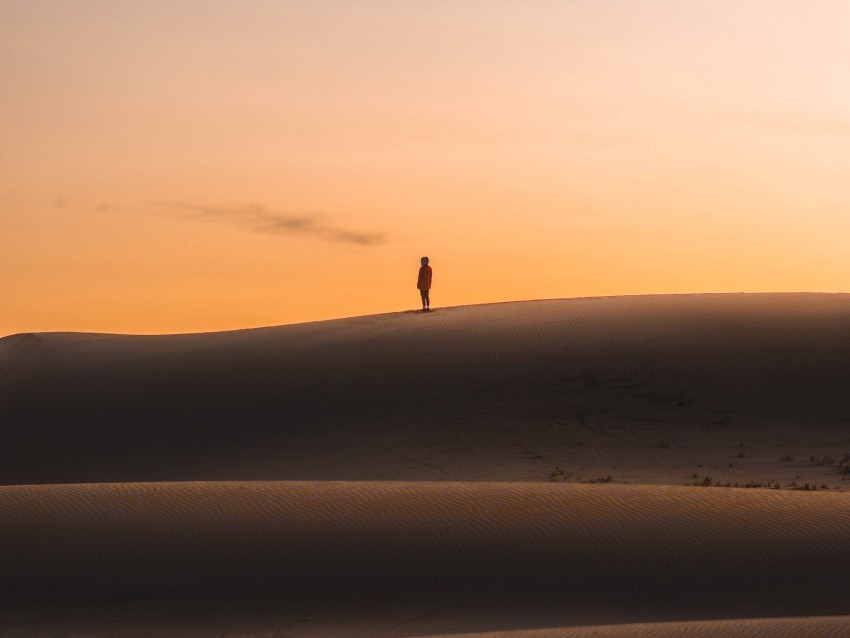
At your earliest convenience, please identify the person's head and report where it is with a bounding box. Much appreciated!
[421,256,429,266]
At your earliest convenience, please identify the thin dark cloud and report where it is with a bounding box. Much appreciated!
[168,203,385,246]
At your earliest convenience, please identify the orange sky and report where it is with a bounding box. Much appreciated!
[3,1,850,335]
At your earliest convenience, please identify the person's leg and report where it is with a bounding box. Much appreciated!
[420,289,427,310]
[424,289,430,310]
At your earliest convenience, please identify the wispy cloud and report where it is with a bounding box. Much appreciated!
[167,202,385,246]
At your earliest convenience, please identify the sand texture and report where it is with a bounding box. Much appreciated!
[1,294,849,634]
[421,616,850,638]
[1,481,850,636]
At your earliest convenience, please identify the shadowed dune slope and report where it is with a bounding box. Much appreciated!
[2,293,850,484]
[1,482,849,636]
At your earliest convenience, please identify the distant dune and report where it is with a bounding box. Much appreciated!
[2,294,850,635]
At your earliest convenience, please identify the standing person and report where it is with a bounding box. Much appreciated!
[417,256,432,311]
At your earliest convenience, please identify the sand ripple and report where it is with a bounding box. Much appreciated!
[1,481,849,634]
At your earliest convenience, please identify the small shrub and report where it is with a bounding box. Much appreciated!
[810,456,835,465]
[790,482,819,491]
[584,475,613,484]
[548,465,573,482]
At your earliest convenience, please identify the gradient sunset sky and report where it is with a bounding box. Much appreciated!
[3,1,849,335]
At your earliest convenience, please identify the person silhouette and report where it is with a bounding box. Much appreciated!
[417,256,432,311]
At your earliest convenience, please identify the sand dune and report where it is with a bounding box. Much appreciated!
[2,293,850,486]
[2,294,850,635]
[1,481,849,636]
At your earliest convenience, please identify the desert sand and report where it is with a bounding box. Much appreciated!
[1,293,849,636]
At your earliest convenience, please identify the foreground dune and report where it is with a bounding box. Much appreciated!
[2,293,850,486]
[1,481,849,636]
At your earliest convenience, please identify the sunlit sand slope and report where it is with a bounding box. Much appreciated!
[421,616,850,638]
[2,293,850,485]
[1,482,849,636]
